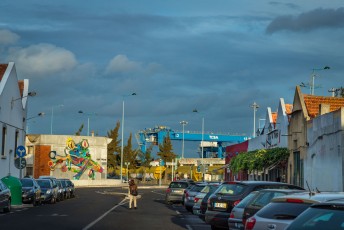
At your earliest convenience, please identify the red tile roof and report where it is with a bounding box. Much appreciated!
[0,64,8,81]
[303,94,344,118]
[18,80,24,97]
[285,104,293,114]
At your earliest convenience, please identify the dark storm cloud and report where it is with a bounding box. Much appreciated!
[266,7,344,34]
[269,1,299,10]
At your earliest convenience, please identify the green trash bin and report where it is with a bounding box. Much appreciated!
[1,176,22,205]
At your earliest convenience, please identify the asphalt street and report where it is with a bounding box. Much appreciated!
[0,186,211,230]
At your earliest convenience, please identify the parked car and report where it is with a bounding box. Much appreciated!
[242,189,305,226]
[38,176,59,201]
[0,180,11,213]
[205,181,304,230]
[36,179,58,204]
[193,183,221,217]
[20,178,42,206]
[65,179,75,198]
[228,191,259,230]
[285,199,344,230]
[57,179,71,199]
[55,179,65,201]
[244,192,344,230]
[166,180,194,204]
[184,183,208,212]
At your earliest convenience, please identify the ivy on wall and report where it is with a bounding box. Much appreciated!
[229,147,289,173]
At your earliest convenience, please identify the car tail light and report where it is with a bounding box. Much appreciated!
[185,192,189,199]
[166,188,171,193]
[194,197,200,203]
[245,217,256,230]
[229,212,234,218]
[233,200,241,206]
[286,198,304,203]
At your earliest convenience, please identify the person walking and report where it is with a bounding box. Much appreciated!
[128,179,138,209]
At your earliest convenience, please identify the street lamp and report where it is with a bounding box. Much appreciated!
[250,102,259,138]
[120,93,137,182]
[193,109,205,181]
[26,112,45,133]
[51,104,64,134]
[180,120,188,158]
[11,91,36,109]
[124,162,130,183]
[78,110,97,136]
[310,66,330,95]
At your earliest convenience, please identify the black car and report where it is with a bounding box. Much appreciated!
[55,179,64,201]
[199,184,222,220]
[20,178,42,206]
[36,179,57,204]
[205,181,304,230]
[0,180,11,213]
[286,199,344,230]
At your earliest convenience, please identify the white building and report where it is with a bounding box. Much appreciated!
[0,62,31,178]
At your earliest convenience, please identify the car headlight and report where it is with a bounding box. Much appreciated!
[46,189,51,194]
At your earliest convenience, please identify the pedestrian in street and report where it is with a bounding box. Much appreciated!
[128,179,138,209]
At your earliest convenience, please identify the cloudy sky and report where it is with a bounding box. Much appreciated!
[1,0,343,157]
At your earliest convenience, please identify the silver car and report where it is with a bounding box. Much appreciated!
[184,183,207,212]
[228,191,258,230]
[193,184,220,216]
[245,192,344,230]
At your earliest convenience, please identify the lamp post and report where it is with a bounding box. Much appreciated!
[180,120,188,159]
[250,102,259,138]
[51,104,64,134]
[125,162,130,182]
[11,91,36,109]
[26,112,45,133]
[78,110,97,136]
[193,109,205,181]
[310,66,330,95]
[120,93,137,183]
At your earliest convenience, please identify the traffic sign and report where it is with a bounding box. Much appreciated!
[16,145,26,158]
[14,157,26,169]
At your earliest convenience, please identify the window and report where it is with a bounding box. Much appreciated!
[1,126,6,157]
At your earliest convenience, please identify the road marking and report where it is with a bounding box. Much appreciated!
[82,198,128,230]
[186,225,192,230]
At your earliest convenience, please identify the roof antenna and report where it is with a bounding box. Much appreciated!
[305,180,313,196]
[315,187,321,193]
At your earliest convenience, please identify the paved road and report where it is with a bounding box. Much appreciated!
[0,186,211,230]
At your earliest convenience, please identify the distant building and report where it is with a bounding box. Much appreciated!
[0,62,31,178]
[25,134,111,180]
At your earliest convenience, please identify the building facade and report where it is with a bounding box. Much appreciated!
[0,62,30,178]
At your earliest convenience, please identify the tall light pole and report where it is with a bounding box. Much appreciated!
[250,102,259,138]
[193,109,205,181]
[124,162,130,182]
[180,120,188,158]
[120,93,137,183]
[310,66,330,95]
[51,104,64,135]
[78,111,97,136]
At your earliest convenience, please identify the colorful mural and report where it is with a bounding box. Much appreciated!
[48,138,104,180]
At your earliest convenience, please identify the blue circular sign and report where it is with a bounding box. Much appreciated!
[16,145,26,158]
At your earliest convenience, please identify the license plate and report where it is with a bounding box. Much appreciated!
[214,202,227,208]
[173,190,182,193]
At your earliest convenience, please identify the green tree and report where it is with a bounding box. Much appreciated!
[123,133,139,174]
[157,135,176,183]
[107,121,121,170]
[75,124,84,136]
[139,144,154,182]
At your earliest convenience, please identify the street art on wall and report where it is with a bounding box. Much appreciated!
[48,138,104,180]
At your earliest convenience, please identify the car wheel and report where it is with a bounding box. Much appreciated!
[4,199,11,213]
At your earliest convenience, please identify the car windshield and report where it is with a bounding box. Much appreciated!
[20,179,33,187]
[169,182,188,189]
[37,180,51,188]
[236,191,258,208]
[287,207,344,229]
[216,183,246,195]
[256,202,311,219]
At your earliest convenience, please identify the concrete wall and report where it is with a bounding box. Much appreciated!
[306,108,344,191]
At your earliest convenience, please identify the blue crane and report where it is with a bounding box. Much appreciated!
[136,126,249,158]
